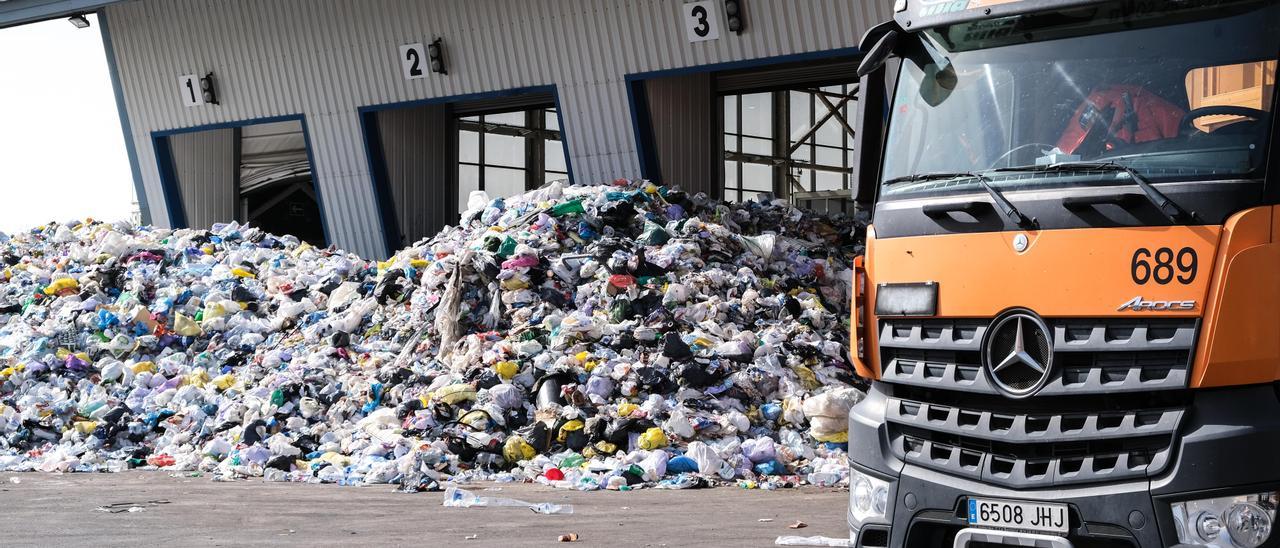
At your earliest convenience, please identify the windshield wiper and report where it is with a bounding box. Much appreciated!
[995,162,1195,223]
[886,171,1036,228]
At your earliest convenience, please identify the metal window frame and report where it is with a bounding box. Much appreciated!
[457,106,566,206]
[718,83,859,209]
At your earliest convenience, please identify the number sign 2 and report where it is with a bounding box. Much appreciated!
[400,43,427,80]
[682,1,721,43]
[178,74,204,107]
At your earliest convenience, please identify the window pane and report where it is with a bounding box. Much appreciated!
[816,114,844,146]
[790,145,811,162]
[792,170,813,192]
[724,134,738,153]
[723,95,738,134]
[458,164,480,214]
[741,93,772,138]
[742,136,772,155]
[486,111,525,126]
[789,91,813,138]
[485,167,526,198]
[545,171,568,183]
[460,115,480,122]
[816,171,845,191]
[545,139,567,172]
[545,109,560,131]
[815,145,843,167]
[724,161,738,186]
[742,190,766,202]
[742,163,772,191]
[459,130,480,164]
[484,133,526,168]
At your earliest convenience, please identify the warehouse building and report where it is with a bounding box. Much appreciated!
[0,0,889,258]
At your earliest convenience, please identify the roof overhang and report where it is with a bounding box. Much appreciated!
[0,0,124,30]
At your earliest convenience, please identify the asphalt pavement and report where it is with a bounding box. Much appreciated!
[0,471,850,547]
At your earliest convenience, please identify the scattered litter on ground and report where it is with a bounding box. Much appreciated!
[464,534,478,540]
[788,520,808,529]
[443,485,574,514]
[774,535,852,547]
[0,179,864,492]
[558,532,580,542]
[758,518,774,522]
[95,500,170,513]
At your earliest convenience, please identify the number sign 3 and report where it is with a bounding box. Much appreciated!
[400,43,427,80]
[683,1,721,42]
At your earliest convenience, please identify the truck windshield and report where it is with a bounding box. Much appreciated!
[881,0,1280,198]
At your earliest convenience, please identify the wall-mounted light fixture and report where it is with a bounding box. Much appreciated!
[428,37,446,74]
[724,0,745,34]
[67,14,90,29]
[199,72,219,105]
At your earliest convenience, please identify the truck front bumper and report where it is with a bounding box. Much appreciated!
[846,382,1280,547]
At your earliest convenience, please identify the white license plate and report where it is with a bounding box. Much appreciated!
[967,497,1069,534]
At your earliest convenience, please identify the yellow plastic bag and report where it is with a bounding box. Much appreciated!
[791,364,820,390]
[638,427,668,450]
[230,267,256,279]
[557,419,585,443]
[435,384,477,405]
[503,436,536,463]
[73,421,98,435]
[43,278,79,296]
[494,361,518,380]
[131,361,156,374]
[211,373,236,390]
[813,431,849,443]
[173,313,203,337]
[616,402,639,417]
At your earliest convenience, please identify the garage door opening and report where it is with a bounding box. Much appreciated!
[361,86,570,253]
[628,53,861,213]
[154,117,327,246]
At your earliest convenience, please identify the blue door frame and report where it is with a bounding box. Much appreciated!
[357,84,572,257]
[624,47,862,183]
[150,114,332,246]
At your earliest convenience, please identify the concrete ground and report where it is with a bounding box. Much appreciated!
[0,471,850,547]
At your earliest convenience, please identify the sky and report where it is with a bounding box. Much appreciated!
[0,13,137,233]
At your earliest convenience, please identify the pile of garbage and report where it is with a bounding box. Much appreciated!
[0,179,865,491]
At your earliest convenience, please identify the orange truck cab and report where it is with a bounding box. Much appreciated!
[845,1,1280,547]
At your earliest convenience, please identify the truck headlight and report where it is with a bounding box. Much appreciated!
[849,465,892,529]
[1172,491,1278,548]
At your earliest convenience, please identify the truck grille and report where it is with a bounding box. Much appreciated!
[878,317,1196,488]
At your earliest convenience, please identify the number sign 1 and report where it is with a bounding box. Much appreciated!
[683,1,721,43]
[178,74,204,107]
[400,43,427,80]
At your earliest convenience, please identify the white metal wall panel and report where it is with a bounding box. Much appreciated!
[104,0,892,257]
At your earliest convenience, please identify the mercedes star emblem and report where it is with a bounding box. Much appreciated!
[982,310,1054,398]
[1012,233,1029,252]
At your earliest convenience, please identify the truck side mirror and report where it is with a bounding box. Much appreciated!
[857,29,898,78]
[850,67,887,208]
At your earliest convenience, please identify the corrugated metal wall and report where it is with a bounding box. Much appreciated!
[373,104,454,248]
[167,127,237,228]
[103,0,892,257]
[643,72,717,197]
